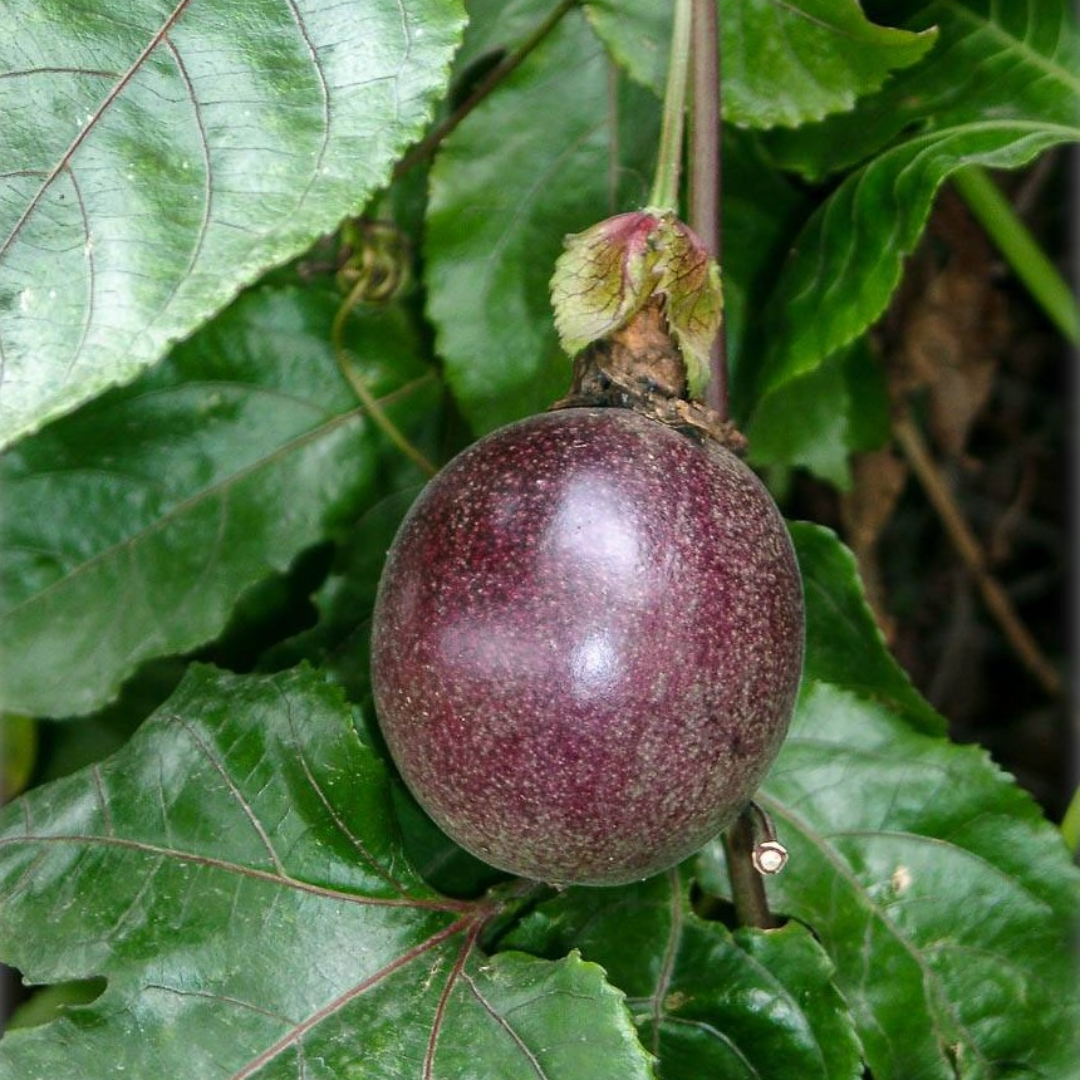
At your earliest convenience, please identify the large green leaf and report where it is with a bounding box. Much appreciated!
[745,341,891,489]
[0,284,440,718]
[0,0,465,448]
[746,0,1080,410]
[454,0,563,73]
[424,7,661,433]
[506,871,863,1080]
[585,0,935,127]
[693,526,1080,1080]
[750,126,1076,410]
[0,665,655,1079]
[697,680,1080,1080]
[792,523,943,733]
[766,0,1080,180]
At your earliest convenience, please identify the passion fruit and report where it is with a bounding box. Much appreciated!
[371,406,803,885]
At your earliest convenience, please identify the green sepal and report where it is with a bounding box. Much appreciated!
[550,208,723,398]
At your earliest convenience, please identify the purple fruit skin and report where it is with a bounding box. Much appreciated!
[372,407,804,885]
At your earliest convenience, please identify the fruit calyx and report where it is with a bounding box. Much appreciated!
[549,209,742,452]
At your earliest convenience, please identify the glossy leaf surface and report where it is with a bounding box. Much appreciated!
[695,526,1080,1080]
[792,523,943,733]
[0,0,464,447]
[745,340,892,488]
[765,0,1080,180]
[425,7,660,433]
[748,0,1080,410]
[0,666,655,1079]
[586,0,934,126]
[507,871,863,1080]
[0,1,1074,1076]
[0,285,439,717]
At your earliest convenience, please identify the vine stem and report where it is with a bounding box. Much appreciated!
[892,407,1061,698]
[952,165,1080,346]
[648,0,694,211]
[331,279,438,477]
[688,0,728,420]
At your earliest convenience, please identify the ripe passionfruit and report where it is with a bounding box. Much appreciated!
[371,405,803,885]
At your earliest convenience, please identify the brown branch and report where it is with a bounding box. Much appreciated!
[892,408,1062,699]
[331,278,439,477]
[688,0,728,420]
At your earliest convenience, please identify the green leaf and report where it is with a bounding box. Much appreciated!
[746,340,890,487]
[506,870,862,1080]
[425,7,661,433]
[766,0,1080,180]
[748,354,854,488]
[693,526,1077,1080]
[266,486,423,714]
[719,132,812,414]
[752,125,1076,410]
[721,0,937,128]
[585,0,936,127]
[0,714,36,801]
[792,523,943,734]
[700,679,1080,1080]
[0,0,465,448]
[748,0,1080,408]
[0,665,655,1079]
[454,0,562,73]
[0,285,441,717]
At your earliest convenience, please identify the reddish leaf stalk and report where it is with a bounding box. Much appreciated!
[689,0,728,421]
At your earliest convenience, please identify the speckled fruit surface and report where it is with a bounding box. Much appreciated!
[371,407,804,885]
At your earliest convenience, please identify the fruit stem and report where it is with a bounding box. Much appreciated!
[331,281,439,477]
[648,0,694,212]
[722,804,778,929]
[688,0,728,420]
[952,165,1079,347]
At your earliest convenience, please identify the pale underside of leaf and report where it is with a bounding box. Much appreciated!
[0,0,466,449]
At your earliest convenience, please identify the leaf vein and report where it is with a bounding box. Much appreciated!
[0,0,195,263]
[0,831,465,912]
[164,710,287,876]
[228,917,470,1080]
[461,966,552,1080]
[277,683,410,895]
